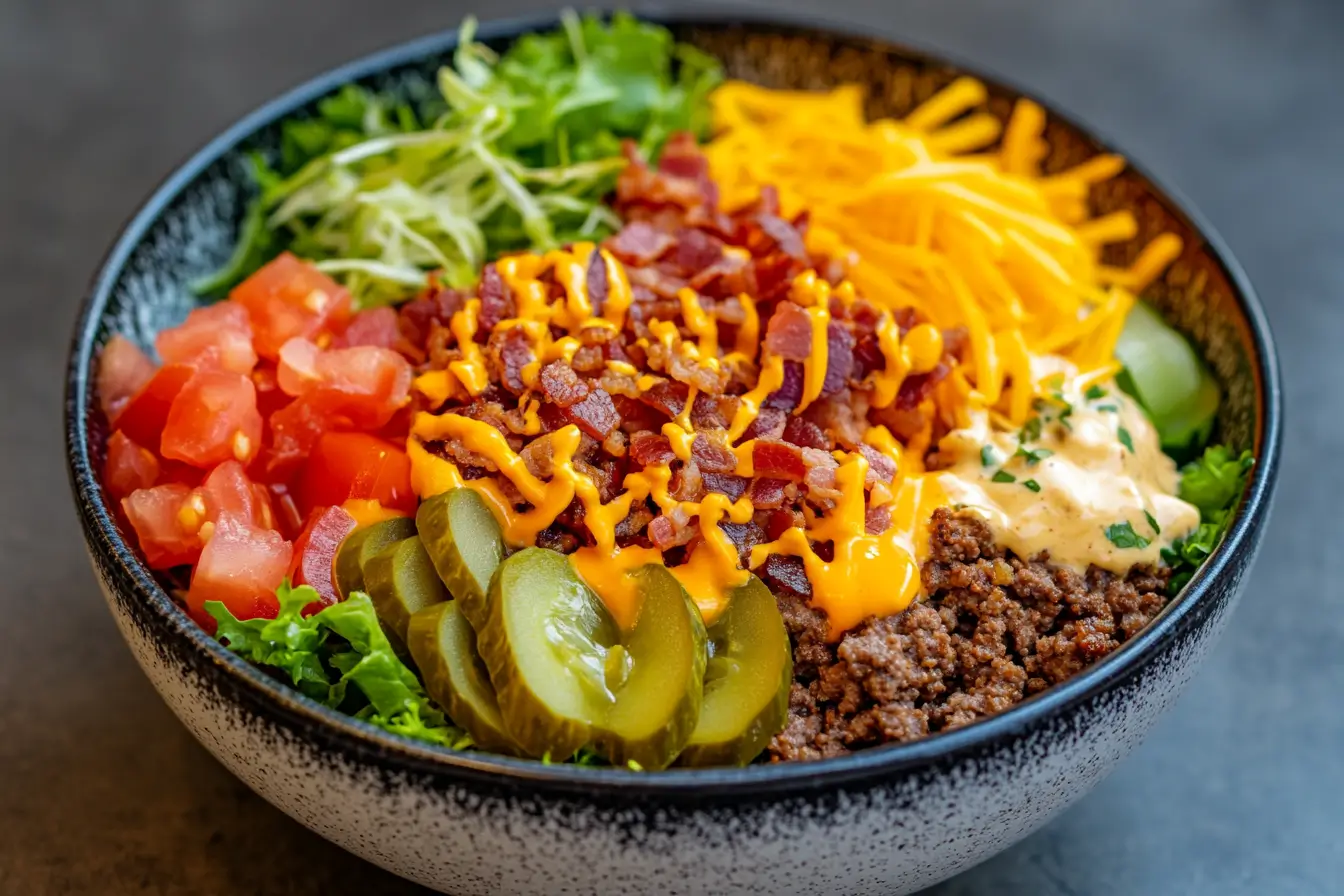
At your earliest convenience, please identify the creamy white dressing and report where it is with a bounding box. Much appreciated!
[934,374,1199,573]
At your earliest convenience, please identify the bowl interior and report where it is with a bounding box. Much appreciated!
[67,12,1275,783]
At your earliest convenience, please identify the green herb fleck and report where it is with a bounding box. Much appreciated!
[1058,404,1074,430]
[1105,521,1152,550]
[1096,403,1119,413]
[980,445,996,467]
[992,470,1017,484]
[1084,384,1107,400]
[1023,479,1042,493]
[1144,510,1161,535]
[1118,427,1135,453]
[1014,446,1055,466]
[1019,417,1043,443]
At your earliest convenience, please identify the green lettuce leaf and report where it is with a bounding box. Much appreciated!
[1162,446,1254,594]
[207,583,465,747]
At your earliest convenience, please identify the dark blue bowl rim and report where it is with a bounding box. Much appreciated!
[66,4,1283,798]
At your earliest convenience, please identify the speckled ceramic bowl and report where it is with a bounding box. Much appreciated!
[66,9,1282,895]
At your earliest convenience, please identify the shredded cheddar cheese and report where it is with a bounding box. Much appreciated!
[705,78,1182,424]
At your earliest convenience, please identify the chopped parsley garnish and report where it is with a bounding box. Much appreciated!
[1058,404,1074,430]
[1096,403,1119,413]
[980,445,996,467]
[1023,479,1042,493]
[1014,446,1055,466]
[1019,417,1043,443]
[1105,521,1151,550]
[1084,384,1107,400]
[1144,510,1161,535]
[1117,427,1135,453]
[991,470,1017,484]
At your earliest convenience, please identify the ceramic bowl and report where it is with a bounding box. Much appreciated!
[65,10,1282,895]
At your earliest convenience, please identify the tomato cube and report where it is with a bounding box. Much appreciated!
[160,370,263,468]
[335,306,399,349]
[297,432,416,517]
[289,504,358,608]
[116,363,196,450]
[187,513,291,621]
[196,460,274,531]
[277,338,411,429]
[230,252,351,360]
[121,483,202,569]
[105,430,160,499]
[97,335,156,423]
[155,300,257,375]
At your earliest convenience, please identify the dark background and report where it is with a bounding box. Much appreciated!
[2,0,1339,893]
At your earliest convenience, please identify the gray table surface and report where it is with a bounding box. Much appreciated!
[2,0,1339,892]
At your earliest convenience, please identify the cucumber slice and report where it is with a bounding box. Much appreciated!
[407,602,526,756]
[592,564,707,770]
[677,575,792,767]
[477,548,618,760]
[416,489,506,632]
[363,537,448,644]
[1114,301,1220,452]
[334,517,417,599]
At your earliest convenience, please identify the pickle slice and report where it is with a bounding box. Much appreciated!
[334,517,417,599]
[416,489,506,632]
[677,574,792,768]
[592,564,707,770]
[363,537,449,644]
[477,547,618,760]
[407,602,525,756]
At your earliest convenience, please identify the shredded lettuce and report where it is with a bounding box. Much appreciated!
[1162,445,1255,594]
[206,583,470,748]
[195,11,722,306]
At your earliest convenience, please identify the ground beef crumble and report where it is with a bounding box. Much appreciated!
[767,507,1171,762]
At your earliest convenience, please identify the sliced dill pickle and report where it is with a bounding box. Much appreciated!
[592,564,707,770]
[407,602,525,756]
[363,537,449,644]
[334,516,417,599]
[416,489,506,632]
[477,547,619,760]
[677,574,792,768]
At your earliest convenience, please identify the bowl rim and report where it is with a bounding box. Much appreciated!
[66,4,1283,799]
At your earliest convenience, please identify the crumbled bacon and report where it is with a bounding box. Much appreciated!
[857,444,897,485]
[764,362,804,410]
[748,477,789,509]
[703,472,749,501]
[782,417,830,450]
[764,303,813,361]
[608,221,676,264]
[690,433,736,473]
[477,265,514,335]
[649,506,696,550]
[752,441,808,481]
[629,432,675,467]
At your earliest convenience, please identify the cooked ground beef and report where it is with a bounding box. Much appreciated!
[767,507,1170,762]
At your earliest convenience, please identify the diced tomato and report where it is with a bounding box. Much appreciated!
[335,306,399,349]
[116,363,196,449]
[121,483,202,569]
[267,483,305,540]
[289,504,358,608]
[155,301,257,374]
[230,252,352,360]
[261,396,331,482]
[105,430,160,498]
[187,513,291,622]
[160,370,263,468]
[97,335,156,423]
[297,432,416,517]
[277,338,412,429]
[157,460,206,488]
[251,363,290,420]
[196,461,274,530]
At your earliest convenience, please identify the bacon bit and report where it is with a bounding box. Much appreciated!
[520,437,555,479]
[649,506,696,550]
[625,264,688,301]
[659,133,712,181]
[762,507,801,541]
[572,345,606,374]
[857,444,898,485]
[607,221,677,264]
[757,214,808,262]
[764,361,804,410]
[746,477,787,509]
[489,326,534,394]
[759,553,811,599]
[702,472,749,501]
[689,392,736,431]
[764,302,813,361]
[739,406,788,443]
[781,417,830,450]
[674,228,724,273]
[629,432,676,466]
[563,388,620,440]
[894,362,951,410]
[585,249,610,314]
[477,265,514,335]
[639,379,689,419]
[822,321,856,396]
[690,433,736,473]
[852,334,886,380]
[538,361,588,408]
[719,520,765,563]
[752,440,808,481]
[687,251,750,294]
[801,447,841,500]
[864,503,893,535]
[669,459,705,503]
[536,524,581,554]
[398,287,465,348]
